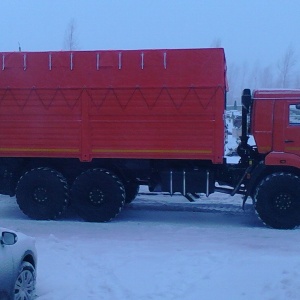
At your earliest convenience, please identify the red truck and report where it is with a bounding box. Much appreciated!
[0,48,299,229]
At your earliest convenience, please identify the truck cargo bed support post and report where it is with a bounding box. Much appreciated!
[70,53,73,70]
[48,53,52,71]
[118,52,122,70]
[164,52,167,69]
[96,53,100,70]
[23,54,27,71]
[141,53,144,69]
[2,54,4,71]
[183,170,186,196]
[170,170,173,195]
[206,170,210,197]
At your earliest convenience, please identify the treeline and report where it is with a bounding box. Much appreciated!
[227,46,299,105]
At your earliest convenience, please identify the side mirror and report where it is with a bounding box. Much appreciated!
[1,231,17,245]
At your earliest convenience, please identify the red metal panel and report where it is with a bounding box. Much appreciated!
[253,90,300,100]
[88,86,224,162]
[1,49,226,89]
[251,96,274,154]
[0,49,227,163]
[252,89,300,155]
[265,152,300,169]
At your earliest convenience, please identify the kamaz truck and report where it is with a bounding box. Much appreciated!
[0,48,299,229]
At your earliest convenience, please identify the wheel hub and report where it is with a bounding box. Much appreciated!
[14,270,35,298]
[89,187,104,205]
[33,187,48,203]
[274,193,293,211]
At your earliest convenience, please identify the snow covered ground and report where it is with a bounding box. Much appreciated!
[1,189,300,300]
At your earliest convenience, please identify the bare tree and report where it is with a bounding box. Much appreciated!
[277,46,297,88]
[64,18,78,51]
[260,65,274,88]
[246,60,261,91]
[294,73,300,88]
[227,62,240,105]
[239,62,249,92]
[210,38,222,48]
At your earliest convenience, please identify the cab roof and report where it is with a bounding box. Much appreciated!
[253,89,300,100]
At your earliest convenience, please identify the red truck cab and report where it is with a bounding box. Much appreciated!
[236,89,300,229]
[251,90,300,168]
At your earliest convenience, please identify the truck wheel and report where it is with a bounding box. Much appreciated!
[16,168,69,220]
[124,181,139,204]
[254,173,300,229]
[71,168,125,222]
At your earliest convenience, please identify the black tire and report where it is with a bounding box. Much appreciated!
[13,261,36,300]
[71,168,125,222]
[124,181,139,204]
[16,168,69,220]
[254,172,300,229]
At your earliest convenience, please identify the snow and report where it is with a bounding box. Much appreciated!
[1,189,300,300]
[1,113,299,299]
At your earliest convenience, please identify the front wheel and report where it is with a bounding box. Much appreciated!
[254,172,300,229]
[13,262,36,300]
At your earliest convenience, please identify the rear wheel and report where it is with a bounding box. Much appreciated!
[16,168,69,220]
[124,181,139,204]
[71,168,125,222]
[254,172,300,229]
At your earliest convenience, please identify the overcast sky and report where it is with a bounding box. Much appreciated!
[1,0,300,96]
[1,1,299,62]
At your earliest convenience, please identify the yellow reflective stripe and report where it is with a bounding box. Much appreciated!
[0,147,212,155]
[260,146,271,151]
[92,149,212,154]
[0,148,80,153]
[286,147,300,151]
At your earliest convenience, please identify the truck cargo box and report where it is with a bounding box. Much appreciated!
[0,48,227,163]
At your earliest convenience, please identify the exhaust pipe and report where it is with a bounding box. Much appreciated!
[237,89,252,164]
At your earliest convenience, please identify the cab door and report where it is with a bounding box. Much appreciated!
[283,102,300,157]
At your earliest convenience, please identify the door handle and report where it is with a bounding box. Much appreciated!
[285,140,294,143]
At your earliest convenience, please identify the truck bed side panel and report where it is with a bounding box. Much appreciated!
[0,49,227,163]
